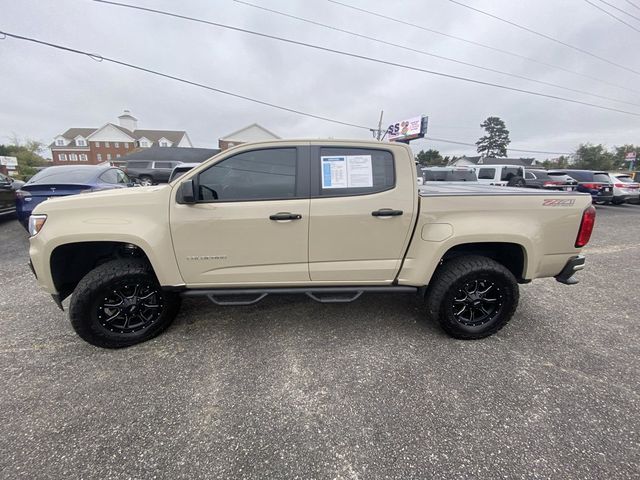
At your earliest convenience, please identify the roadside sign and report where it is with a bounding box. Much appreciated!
[387,115,428,143]
[625,151,636,161]
[0,156,18,169]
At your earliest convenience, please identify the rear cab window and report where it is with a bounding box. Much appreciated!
[313,147,395,197]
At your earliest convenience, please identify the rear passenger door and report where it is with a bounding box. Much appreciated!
[307,146,416,283]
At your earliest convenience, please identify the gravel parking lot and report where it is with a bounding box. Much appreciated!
[0,205,638,479]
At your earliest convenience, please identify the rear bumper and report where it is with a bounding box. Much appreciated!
[555,255,585,285]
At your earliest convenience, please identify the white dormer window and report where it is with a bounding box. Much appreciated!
[160,141,169,147]
[139,140,150,148]
[55,138,65,146]
[76,138,87,147]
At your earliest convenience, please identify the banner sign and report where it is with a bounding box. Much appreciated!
[387,115,428,142]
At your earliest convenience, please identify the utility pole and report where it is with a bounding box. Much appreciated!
[369,110,385,141]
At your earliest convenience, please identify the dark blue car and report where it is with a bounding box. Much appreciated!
[551,169,614,204]
[16,165,135,229]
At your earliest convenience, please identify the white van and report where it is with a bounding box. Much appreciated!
[469,165,525,187]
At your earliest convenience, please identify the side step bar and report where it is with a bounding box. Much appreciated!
[182,286,419,306]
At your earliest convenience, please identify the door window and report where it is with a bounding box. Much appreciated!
[154,162,173,169]
[501,167,523,181]
[99,169,119,184]
[316,147,394,196]
[477,168,496,180]
[525,171,535,180]
[197,148,297,201]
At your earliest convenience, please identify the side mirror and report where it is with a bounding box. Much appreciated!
[180,179,196,204]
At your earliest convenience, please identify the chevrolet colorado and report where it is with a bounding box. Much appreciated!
[28,140,595,347]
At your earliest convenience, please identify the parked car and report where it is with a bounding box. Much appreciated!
[422,166,478,183]
[557,170,614,204]
[124,160,183,186]
[470,165,525,186]
[609,173,640,205]
[27,139,595,347]
[545,171,579,190]
[16,165,135,229]
[0,172,18,218]
[169,163,200,182]
[524,169,575,190]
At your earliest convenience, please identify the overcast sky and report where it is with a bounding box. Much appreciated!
[2,0,640,159]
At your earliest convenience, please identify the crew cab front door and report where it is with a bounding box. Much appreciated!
[308,146,416,283]
[170,146,310,286]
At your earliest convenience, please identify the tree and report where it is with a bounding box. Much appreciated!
[476,116,510,157]
[540,155,570,170]
[574,144,616,171]
[415,149,444,166]
[0,136,47,179]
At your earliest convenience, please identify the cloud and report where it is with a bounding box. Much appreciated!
[1,0,639,158]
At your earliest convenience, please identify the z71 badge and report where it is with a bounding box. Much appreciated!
[542,199,576,207]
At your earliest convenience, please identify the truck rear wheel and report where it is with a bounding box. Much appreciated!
[426,255,519,339]
[69,259,181,348]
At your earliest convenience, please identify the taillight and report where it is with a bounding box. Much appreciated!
[575,206,596,248]
[614,183,625,188]
[15,190,30,200]
[581,183,600,189]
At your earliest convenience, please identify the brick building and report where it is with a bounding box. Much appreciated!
[50,110,193,165]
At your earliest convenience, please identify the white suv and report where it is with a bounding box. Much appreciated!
[469,165,525,186]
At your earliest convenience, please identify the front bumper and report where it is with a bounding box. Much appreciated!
[555,255,585,285]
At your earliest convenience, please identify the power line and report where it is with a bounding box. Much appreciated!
[327,0,640,96]
[625,0,640,11]
[234,0,640,109]
[594,0,640,22]
[88,0,640,118]
[421,137,572,155]
[449,0,640,77]
[0,30,580,155]
[0,31,372,131]
[585,0,640,33]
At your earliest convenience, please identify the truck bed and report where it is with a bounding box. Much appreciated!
[418,184,583,196]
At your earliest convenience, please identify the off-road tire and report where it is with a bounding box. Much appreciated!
[426,255,519,339]
[69,259,181,348]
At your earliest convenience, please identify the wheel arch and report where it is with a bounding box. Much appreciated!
[50,241,155,302]
[439,242,528,282]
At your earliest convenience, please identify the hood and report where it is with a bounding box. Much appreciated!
[33,184,172,215]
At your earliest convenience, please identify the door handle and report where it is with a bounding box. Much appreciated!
[372,209,403,217]
[269,212,302,221]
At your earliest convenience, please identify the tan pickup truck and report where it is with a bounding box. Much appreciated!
[28,140,595,348]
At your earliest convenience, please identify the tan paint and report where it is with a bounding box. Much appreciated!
[29,139,592,296]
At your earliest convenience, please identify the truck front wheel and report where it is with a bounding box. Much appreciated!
[69,259,181,348]
[426,255,519,339]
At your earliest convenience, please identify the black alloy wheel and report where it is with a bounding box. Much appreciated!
[425,255,519,339]
[451,279,503,327]
[97,282,163,334]
[69,259,181,348]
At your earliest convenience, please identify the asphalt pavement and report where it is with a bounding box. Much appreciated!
[0,204,638,479]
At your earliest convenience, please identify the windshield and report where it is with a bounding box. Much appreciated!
[423,170,477,182]
[593,173,612,183]
[27,168,97,185]
[614,175,634,183]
